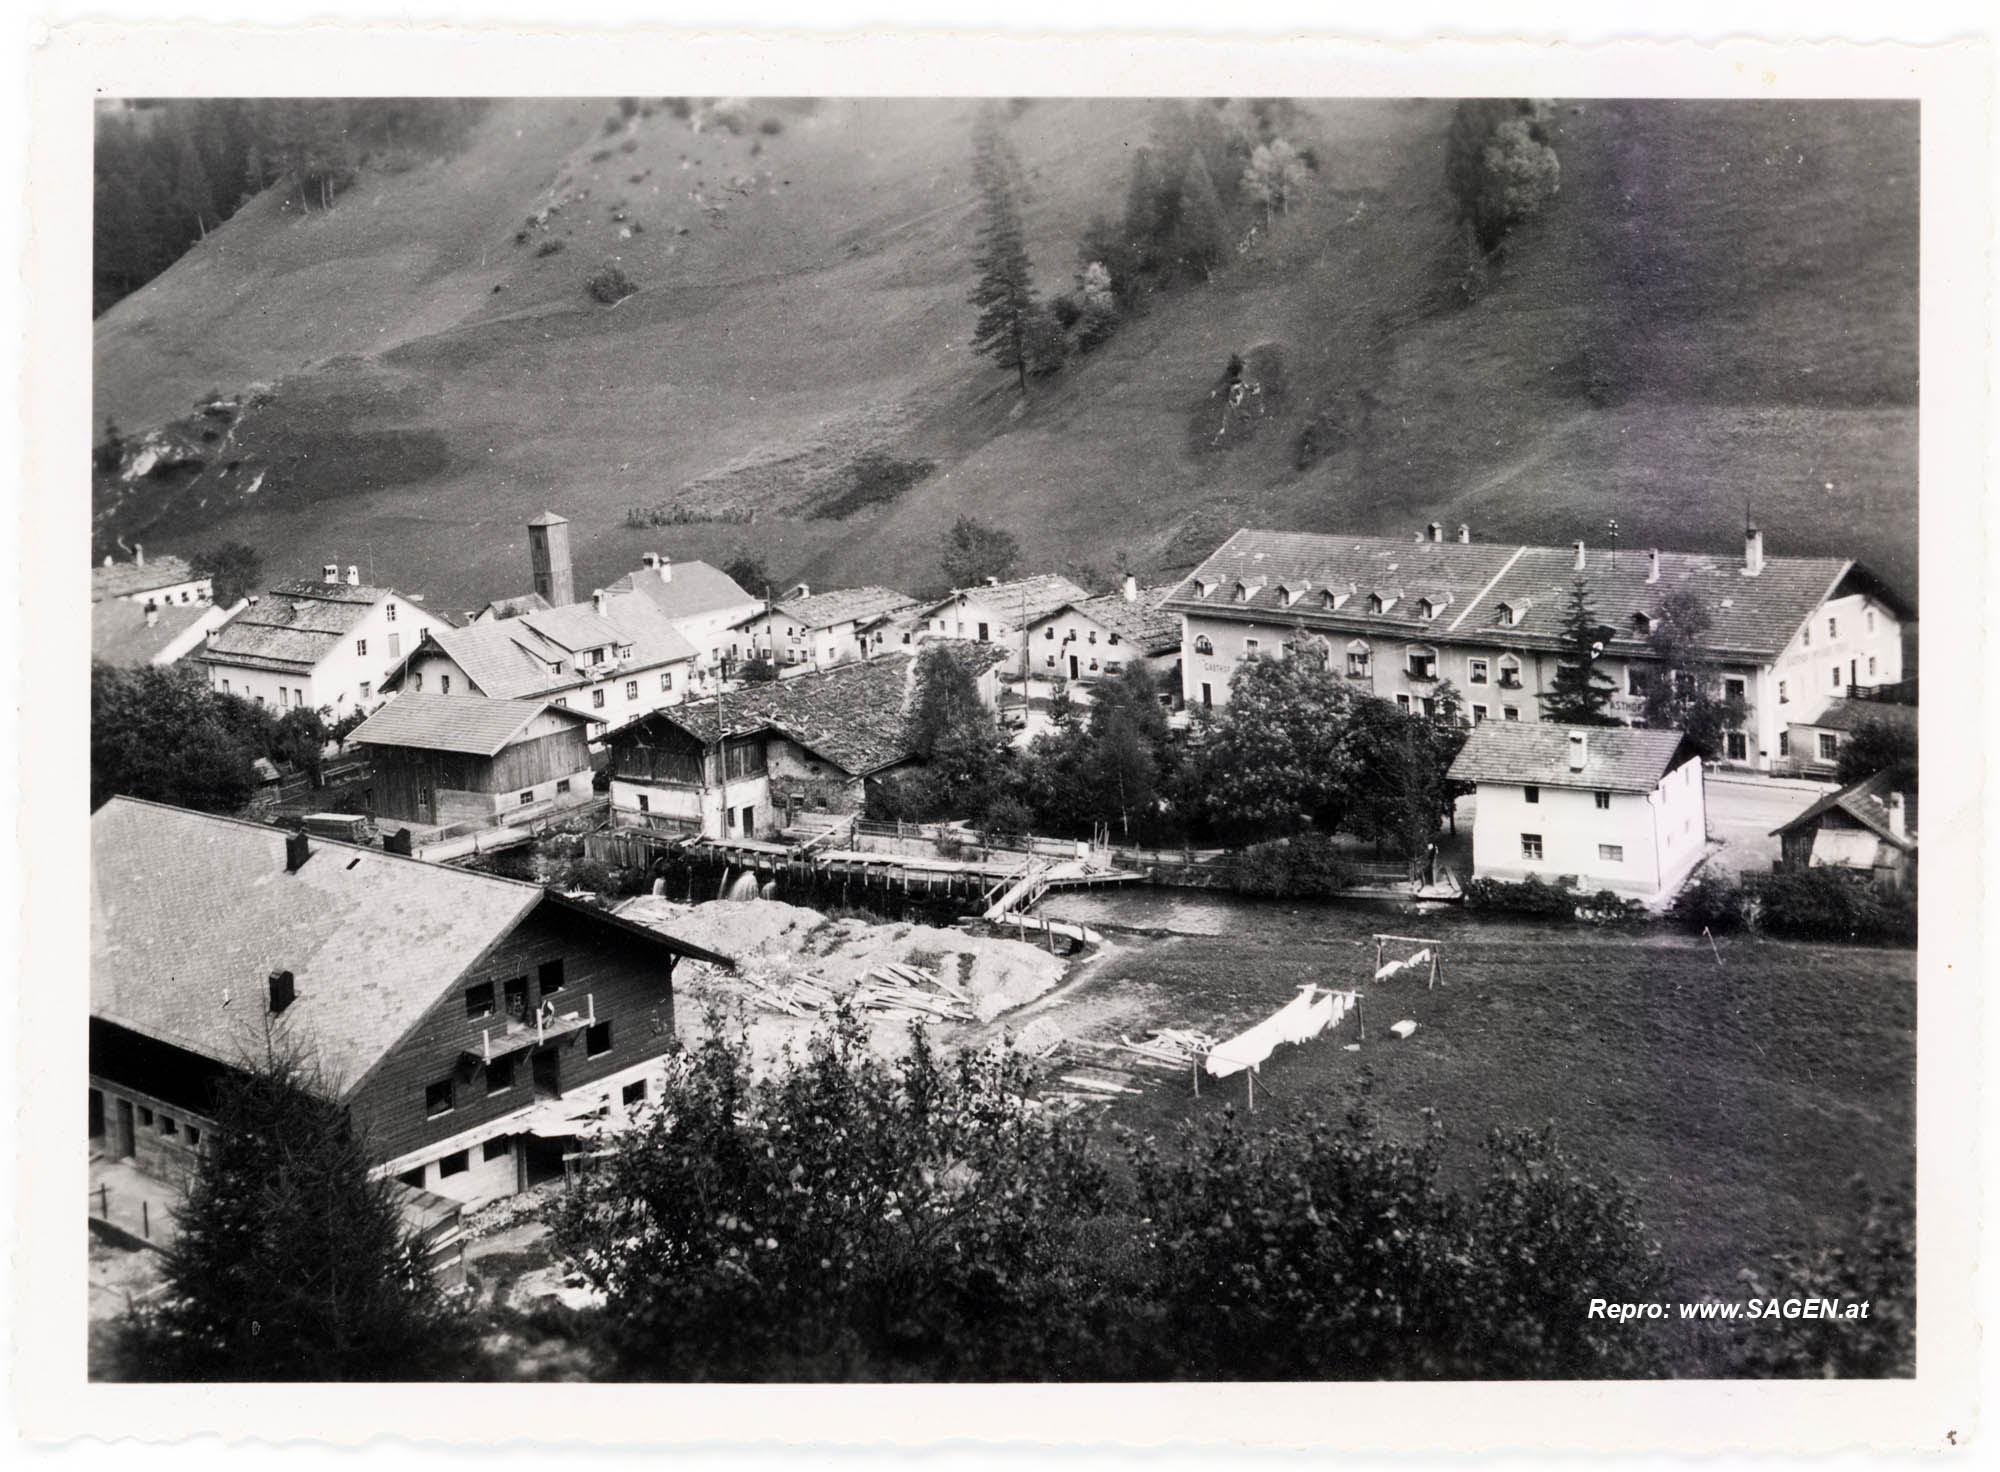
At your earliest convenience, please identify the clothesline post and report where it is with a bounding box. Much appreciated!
[1246,1067,1254,1113]
[1192,1057,1200,1098]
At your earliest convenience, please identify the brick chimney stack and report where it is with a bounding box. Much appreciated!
[1743,527,1766,577]
[1426,521,1443,543]
[1568,731,1588,772]
[1457,523,1471,543]
[285,830,312,872]
[1122,574,1139,602]
[1573,540,1587,572]
[346,565,360,586]
[322,563,340,584]
[1646,549,1660,585]
[1886,791,1907,839]
[134,543,145,567]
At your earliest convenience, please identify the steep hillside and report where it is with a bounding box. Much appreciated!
[92,97,1917,614]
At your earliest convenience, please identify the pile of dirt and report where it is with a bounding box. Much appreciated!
[616,895,1069,1066]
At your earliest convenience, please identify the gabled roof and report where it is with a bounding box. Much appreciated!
[1447,721,1700,795]
[1771,769,1918,851]
[91,599,230,668]
[478,592,552,621]
[743,586,919,633]
[518,602,634,654]
[1038,586,1182,655]
[1168,529,1906,664]
[200,582,394,674]
[605,560,760,623]
[92,554,204,602]
[614,653,921,778]
[392,591,697,699]
[90,798,733,1098]
[923,574,1091,627]
[348,694,593,757]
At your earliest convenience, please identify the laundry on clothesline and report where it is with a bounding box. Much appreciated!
[1205,985,1358,1077]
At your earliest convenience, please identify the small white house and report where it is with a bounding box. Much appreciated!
[199,566,438,718]
[732,585,919,674]
[1448,723,1708,899]
[92,548,212,609]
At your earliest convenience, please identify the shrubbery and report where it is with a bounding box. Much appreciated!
[535,238,566,258]
[1463,874,1643,922]
[585,263,637,304]
[1227,833,1353,899]
[1667,867,1915,944]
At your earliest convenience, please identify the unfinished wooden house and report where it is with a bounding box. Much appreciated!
[347,693,597,828]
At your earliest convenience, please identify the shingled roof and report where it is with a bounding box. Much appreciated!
[1049,586,1183,655]
[1167,529,1908,664]
[91,554,204,602]
[348,694,593,757]
[200,582,394,674]
[923,574,1092,627]
[743,585,919,632]
[624,653,922,777]
[1808,699,1918,737]
[90,798,732,1096]
[1447,721,1700,795]
[1771,768,1918,851]
[606,559,759,623]
[91,599,231,668]
[391,590,698,699]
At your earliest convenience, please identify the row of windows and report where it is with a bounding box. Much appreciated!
[1043,627,1123,646]
[1519,834,1624,863]
[404,1080,652,1184]
[465,961,568,1020]
[425,1021,612,1118]
[1516,786,1614,809]
[1803,609,1877,648]
[134,1103,201,1146]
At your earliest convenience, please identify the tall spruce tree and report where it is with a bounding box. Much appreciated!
[1543,577,1619,726]
[967,112,1039,392]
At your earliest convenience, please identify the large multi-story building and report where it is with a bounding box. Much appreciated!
[1168,525,1910,770]
[198,565,437,717]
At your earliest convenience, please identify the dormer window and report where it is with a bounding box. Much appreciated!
[1233,582,1253,603]
[1322,589,1350,611]
[1366,594,1384,614]
[1632,612,1653,636]
[1415,599,1434,620]
[1194,579,1214,599]
[1495,602,1512,625]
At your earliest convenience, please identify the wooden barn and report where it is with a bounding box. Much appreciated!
[348,694,597,828]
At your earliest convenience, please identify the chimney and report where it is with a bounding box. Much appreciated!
[1567,731,1588,772]
[322,563,340,584]
[1646,549,1660,585]
[144,600,159,628]
[659,556,671,584]
[103,554,114,568]
[794,583,809,600]
[1457,523,1471,543]
[346,565,360,586]
[640,552,660,569]
[1572,540,1587,572]
[1122,574,1139,603]
[592,588,607,618]
[267,969,296,1015]
[1743,527,1765,577]
[285,830,312,872]
[1426,521,1443,543]
[1886,791,1906,839]
[134,544,145,567]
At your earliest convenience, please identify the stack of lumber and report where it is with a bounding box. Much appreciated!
[739,972,837,1017]
[1111,1028,1219,1070]
[854,962,975,1023]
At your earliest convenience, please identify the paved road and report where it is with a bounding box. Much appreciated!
[1703,773,1835,878]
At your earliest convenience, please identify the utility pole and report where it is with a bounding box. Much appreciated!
[714,676,728,841]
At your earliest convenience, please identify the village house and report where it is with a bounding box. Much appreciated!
[1168,525,1911,770]
[92,546,213,609]
[1775,696,1917,779]
[1447,722,1708,899]
[346,694,598,829]
[198,565,437,717]
[92,596,246,669]
[912,574,1091,672]
[605,653,925,840]
[89,798,733,1208]
[732,584,920,674]
[1770,769,1917,891]
[605,550,764,689]
[383,589,698,740]
[1022,576,1183,701]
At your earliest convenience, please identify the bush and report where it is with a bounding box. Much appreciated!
[1463,874,1587,918]
[535,238,565,258]
[585,263,638,305]
[1755,868,1915,944]
[1227,833,1353,899]
[1668,869,1749,934]
[981,796,1035,846]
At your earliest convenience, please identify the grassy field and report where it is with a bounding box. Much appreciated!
[94,98,1917,613]
[1050,908,1914,1368]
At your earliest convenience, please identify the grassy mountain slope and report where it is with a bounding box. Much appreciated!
[92,97,1917,615]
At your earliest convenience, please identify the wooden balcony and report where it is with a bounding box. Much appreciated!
[462,995,597,1065]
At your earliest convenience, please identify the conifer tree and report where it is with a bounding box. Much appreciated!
[967,112,1039,392]
[1543,577,1619,726]
[1176,149,1229,279]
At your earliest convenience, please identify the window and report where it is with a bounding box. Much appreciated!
[591,649,606,667]
[1088,659,1100,672]
[622,1081,647,1107]
[1243,638,1260,657]
[1818,733,1839,762]
[1724,677,1746,702]
[1779,731,1791,758]
[466,982,496,1019]
[221,680,230,694]
[1627,667,1648,696]
[1829,666,1842,690]
[360,681,372,701]
[1201,683,1212,708]
[519,790,534,807]
[505,978,528,1021]
[978,623,990,642]
[586,1021,613,1057]
[279,687,290,709]
[1471,704,1488,723]
[386,604,396,622]
[661,671,673,691]
[1420,696,1437,719]
[1194,635,1214,656]
[1045,654,1056,668]
[440,674,451,695]
[1802,626,1811,648]
[413,673,424,692]
[160,1115,178,1137]
[1866,609,1876,633]
[1867,656,1877,677]
[1346,642,1372,678]
[539,959,566,996]
[1109,633,1120,646]
[1407,648,1437,680]
[483,1138,511,1162]
[1597,844,1625,863]
[186,1126,200,1146]
[138,1106,154,1126]
[593,688,606,709]
[1087,631,1097,644]
[487,1056,516,1094]
[1521,834,1543,861]
[1416,599,1434,619]
[637,794,650,814]
[1725,731,1748,761]
[1828,616,1838,639]
[1503,706,1520,721]
[425,1080,454,1118]
[1044,627,1055,640]
[398,1167,426,1189]
[438,1151,469,1178]
[255,695,264,706]
[1468,659,1489,685]
[388,633,401,658]
[1395,694,1411,712]
[554,697,567,708]
[297,689,306,708]
[1523,785,1540,805]
[355,639,367,657]
[1778,679,1788,704]
[1594,791,1611,811]
[1497,657,1522,689]
[626,680,639,701]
